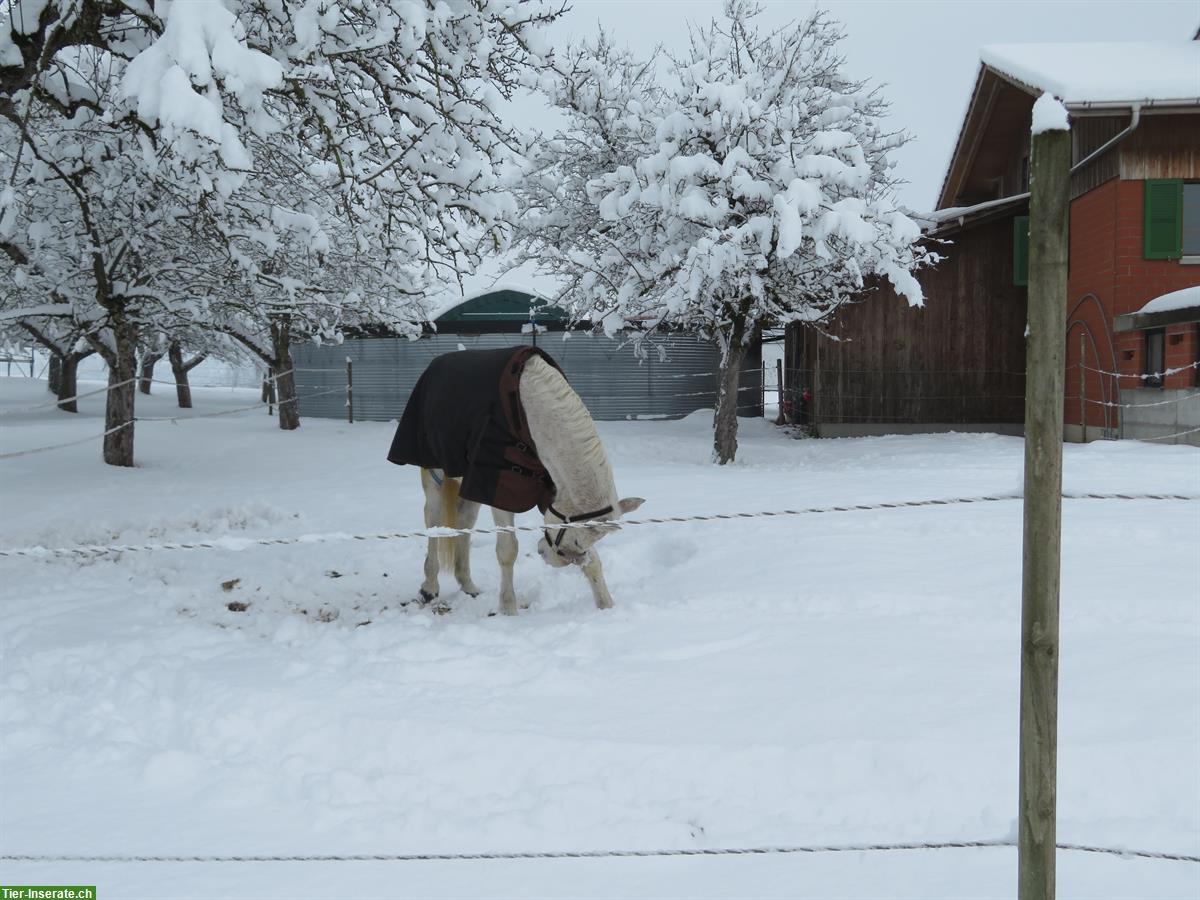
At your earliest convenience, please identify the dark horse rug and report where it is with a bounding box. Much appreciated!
[387,346,561,513]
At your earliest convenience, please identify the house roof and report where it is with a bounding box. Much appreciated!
[436,287,568,323]
[980,42,1200,107]
[1114,285,1200,332]
[1138,285,1200,316]
[916,192,1029,234]
[936,38,1200,210]
[422,256,568,320]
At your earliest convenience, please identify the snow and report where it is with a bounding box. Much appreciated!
[981,42,1200,105]
[520,8,931,354]
[1032,92,1070,134]
[423,258,568,321]
[1,376,1198,898]
[1137,285,1200,316]
[6,1,560,389]
[122,0,283,154]
[919,193,1029,228]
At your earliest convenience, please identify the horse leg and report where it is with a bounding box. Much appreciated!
[418,469,442,603]
[493,507,519,616]
[454,497,482,597]
[581,550,614,610]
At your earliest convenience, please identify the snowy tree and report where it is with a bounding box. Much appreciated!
[1,314,94,410]
[2,0,562,459]
[164,341,209,409]
[0,44,183,464]
[133,322,244,409]
[1,313,95,411]
[519,3,931,463]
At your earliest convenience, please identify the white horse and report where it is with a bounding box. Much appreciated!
[417,354,643,615]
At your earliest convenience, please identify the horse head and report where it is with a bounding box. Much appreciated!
[537,496,644,568]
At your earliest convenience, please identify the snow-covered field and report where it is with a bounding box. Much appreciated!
[1,377,1197,899]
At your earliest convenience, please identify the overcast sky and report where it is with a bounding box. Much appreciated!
[518,0,1199,213]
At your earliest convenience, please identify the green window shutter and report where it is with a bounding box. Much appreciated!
[1013,215,1029,286]
[1144,179,1183,260]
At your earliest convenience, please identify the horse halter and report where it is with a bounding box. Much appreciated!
[543,502,614,554]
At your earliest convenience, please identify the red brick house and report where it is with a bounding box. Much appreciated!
[785,38,1200,444]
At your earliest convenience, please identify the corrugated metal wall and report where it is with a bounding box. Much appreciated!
[290,332,763,422]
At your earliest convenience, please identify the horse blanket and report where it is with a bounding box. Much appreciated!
[387,346,561,513]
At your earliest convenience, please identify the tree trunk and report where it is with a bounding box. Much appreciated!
[712,315,749,465]
[167,342,194,408]
[103,319,138,467]
[48,354,62,395]
[271,322,300,431]
[57,354,80,413]
[138,351,162,394]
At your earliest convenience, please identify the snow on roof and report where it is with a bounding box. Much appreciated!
[980,42,1200,106]
[1136,285,1200,316]
[915,192,1029,231]
[423,257,566,320]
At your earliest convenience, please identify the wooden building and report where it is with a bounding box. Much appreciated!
[786,38,1200,443]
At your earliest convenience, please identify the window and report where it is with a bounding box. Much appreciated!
[1184,183,1200,256]
[1013,215,1029,286]
[1144,179,1200,259]
[1144,329,1165,388]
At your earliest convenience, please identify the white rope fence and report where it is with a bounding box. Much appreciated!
[1136,423,1200,442]
[0,369,298,419]
[0,377,137,417]
[0,386,344,461]
[2,492,1196,561]
[1084,390,1200,409]
[1072,387,1200,442]
[0,419,135,461]
[1082,358,1200,380]
[136,387,343,424]
[3,838,1196,865]
[144,367,295,390]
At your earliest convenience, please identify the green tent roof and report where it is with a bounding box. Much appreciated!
[436,289,569,323]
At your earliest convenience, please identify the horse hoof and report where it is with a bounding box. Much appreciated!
[418,589,437,604]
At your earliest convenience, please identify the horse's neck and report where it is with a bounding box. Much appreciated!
[520,356,615,513]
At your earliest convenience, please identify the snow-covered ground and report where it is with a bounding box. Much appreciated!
[1,376,1197,899]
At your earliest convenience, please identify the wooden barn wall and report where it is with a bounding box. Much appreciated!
[785,217,1027,427]
[1069,115,1126,199]
[1119,114,1200,180]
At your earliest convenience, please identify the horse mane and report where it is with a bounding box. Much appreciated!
[519,354,616,510]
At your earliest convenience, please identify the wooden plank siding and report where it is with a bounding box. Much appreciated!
[1119,113,1200,180]
[1069,115,1126,199]
[785,216,1028,431]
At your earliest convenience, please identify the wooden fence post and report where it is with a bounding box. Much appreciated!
[777,357,787,424]
[813,338,821,435]
[346,357,354,424]
[1019,97,1071,900]
[761,359,766,416]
